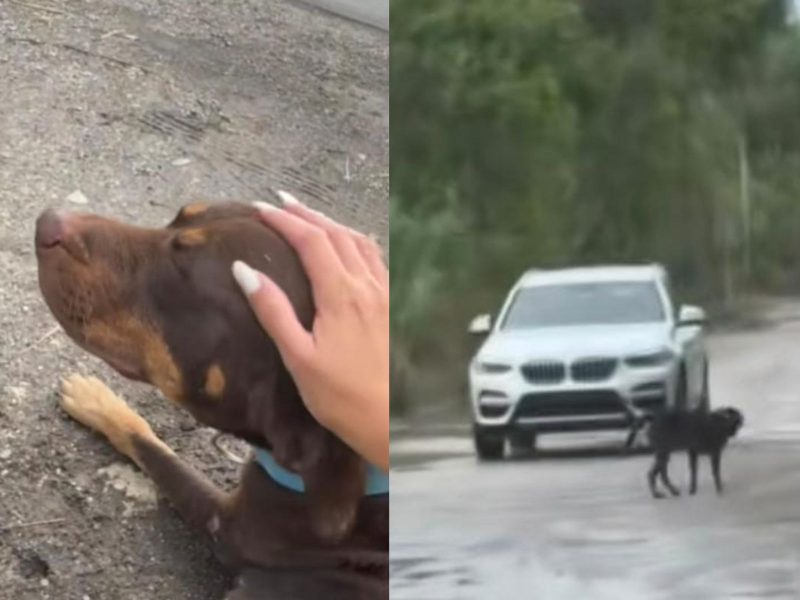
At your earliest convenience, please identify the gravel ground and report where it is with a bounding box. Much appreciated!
[0,1,387,598]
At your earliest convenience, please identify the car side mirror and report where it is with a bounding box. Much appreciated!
[468,313,492,335]
[677,304,707,327]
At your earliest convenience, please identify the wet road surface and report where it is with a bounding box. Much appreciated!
[391,304,800,599]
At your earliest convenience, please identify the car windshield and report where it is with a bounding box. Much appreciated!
[500,280,665,329]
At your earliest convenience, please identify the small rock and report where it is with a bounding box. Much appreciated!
[66,190,89,205]
[3,384,27,403]
[97,462,157,516]
[171,157,192,167]
[40,578,49,587]
[0,448,11,460]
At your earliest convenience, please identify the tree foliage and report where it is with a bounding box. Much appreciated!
[391,0,800,413]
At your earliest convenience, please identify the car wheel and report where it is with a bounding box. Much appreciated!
[474,427,505,461]
[508,431,537,455]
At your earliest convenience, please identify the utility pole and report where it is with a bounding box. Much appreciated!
[738,131,752,281]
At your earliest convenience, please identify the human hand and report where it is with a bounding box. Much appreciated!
[232,191,389,472]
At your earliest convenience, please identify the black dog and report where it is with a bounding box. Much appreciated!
[647,407,743,499]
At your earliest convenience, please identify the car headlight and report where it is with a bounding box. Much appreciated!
[473,361,512,374]
[625,349,675,368]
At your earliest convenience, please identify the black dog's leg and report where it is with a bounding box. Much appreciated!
[649,453,667,499]
[624,426,638,450]
[659,456,681,497]
[688,451,698,495]
[711,450,724,494]
[625,412,650,451]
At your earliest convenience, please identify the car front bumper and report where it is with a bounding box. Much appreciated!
[470,361,677,433]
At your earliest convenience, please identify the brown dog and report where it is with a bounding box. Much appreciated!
[647,407,743,499]
[35,202,388,599]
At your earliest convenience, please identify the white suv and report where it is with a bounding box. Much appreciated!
[468,264,709,460]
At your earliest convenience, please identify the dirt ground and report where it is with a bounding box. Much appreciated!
[0,1,387,598]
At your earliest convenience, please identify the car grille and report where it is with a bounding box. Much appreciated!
[514,390,623,418]
[520,361,566,384]
[571,357,617,382]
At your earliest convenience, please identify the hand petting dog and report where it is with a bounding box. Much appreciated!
[233,192,390,472]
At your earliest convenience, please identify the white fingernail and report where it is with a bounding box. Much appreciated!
[277,190,301,206]
[232,261,261,295]
[252,200,278,212]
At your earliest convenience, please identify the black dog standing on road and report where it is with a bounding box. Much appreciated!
[647,407,744,499]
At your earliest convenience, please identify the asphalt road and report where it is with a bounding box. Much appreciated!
[391,303,800,599]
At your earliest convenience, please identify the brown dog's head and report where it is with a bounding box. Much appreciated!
[713,406,744,438]
[35,202,365,541]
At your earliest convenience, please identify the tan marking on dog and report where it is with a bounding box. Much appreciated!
[84,315,184,404]
[181,202,209,218]
[59,374,173,467]
[204,364,226,398]
[176,227,208,247]
[143,330,184,403]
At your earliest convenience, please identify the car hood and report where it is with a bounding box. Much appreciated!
[476,323,673,364]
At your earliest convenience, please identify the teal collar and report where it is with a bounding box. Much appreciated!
[254,448,389,496]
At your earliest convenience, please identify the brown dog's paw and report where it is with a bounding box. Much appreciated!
[60,374,154,458]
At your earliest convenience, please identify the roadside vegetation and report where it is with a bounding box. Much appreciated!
[391,0,800,415]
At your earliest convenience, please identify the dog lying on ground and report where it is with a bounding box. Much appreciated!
[35,202,388,599]
[647,407,743,499]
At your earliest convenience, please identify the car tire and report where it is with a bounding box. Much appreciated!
[508,431,537,455]
[474,427,505,461]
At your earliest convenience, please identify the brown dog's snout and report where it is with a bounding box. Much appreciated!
[35,208,76,249]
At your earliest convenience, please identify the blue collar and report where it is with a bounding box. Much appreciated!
[254,447,389,496]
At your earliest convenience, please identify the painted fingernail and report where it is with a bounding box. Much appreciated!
[310,208,329,220]
[277,190,301,207]
[232,260,261,295]
[252,200,279,213]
